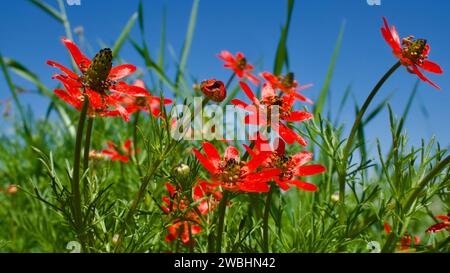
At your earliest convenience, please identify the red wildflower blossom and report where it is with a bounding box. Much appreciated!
[260,72,313,104]
[162,181,220,245]
[193,142,280,193]
[47,38,150,121]
[384,222,420,250]
[231,82,313,146]
[101,139,135,163]
[381,17,443,89]
[426,215,450,233]
[245,136,325,191]
[217,51,260,85]
[200,79,226,102]
[108,79,172,117]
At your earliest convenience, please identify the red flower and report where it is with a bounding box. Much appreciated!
[217,51,260,85]
[426,215,450,234]
[384,222,420,250]
[47,38,150,121]
[381,17,443,89]
[162,182,220,245]
[260,72,313,104]
[246,136,325,191]
[231,82,313,146]
[101,139,135,163]
[200,79,226,102]
[193,142,280,193]
[108,80,172,117]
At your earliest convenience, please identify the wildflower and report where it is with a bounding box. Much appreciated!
[217,51,260,85]
[246,136,325,191]
[381,17,443,89]
[231,82,313,145]
[260,72,313,104]
[101,139,135,163]
[200,79,226,102]
[47,38,150,121]
[162,182,220,245]
[426,215,450,233]
[384,222,420,250]
[193,142,280,193]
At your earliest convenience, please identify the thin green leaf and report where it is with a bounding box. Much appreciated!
[273,0,294,75]
[28,0,64,23]
[175,0,199,87]
[112,12,138,58]
[0,54,31,138]
[314,20,345,117]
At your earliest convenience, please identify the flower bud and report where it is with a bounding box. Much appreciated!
[173,163,191,178]
[200,79,226,102]
[331,192,339,203]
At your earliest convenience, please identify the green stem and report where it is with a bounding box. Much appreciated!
[72,96,89,247]
[263,185,275,252]
[225,73,236,90]
[133,111,143,177]
[82,117,94,200]
[338,61,401,224]
[216,191,230,253]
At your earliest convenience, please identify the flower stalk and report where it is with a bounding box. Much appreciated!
[338,61,401,224]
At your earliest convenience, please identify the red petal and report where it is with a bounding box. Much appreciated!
[61,38,91,72]
[86,89,104,109]
[295,164,326,176]
[278,123,308,146]
[274,177,291,191]
[419,60,443,74]
[239,81,260,106]
[283,110,313,122]
[412,65,441,90]
[203,142,221,169]
[46,60,80,79]
[224,146,240,162]
[217,50,235,63]
[245,169,280,183]
[384,222,391,234]
[193,148,218,174]
[426,222,449,233]
[54,89,82,109]
[245,149,271,173]
[245,72,261,85]
[435,215,450,221]
[287,180,317,191]
[261,83,276,100]
[238,182,270,193]
[108,64,137,81]
[230,99,251,110]
[110,82,151,96]
[291,151,313,167]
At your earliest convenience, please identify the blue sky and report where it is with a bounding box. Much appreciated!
[0,0,449,151]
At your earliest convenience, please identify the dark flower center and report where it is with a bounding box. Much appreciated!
[218,158,244,186]
[83,48,113,93]
[237,57,247,70]
[279,72,295,89]
[135,96,148,107]
[272,154,293,180]
[402,37,428,65]
[262,95,291,119]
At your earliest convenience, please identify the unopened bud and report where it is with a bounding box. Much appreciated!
[173,163,190,178]
[331,192,339,203]
[200,79,226,102]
